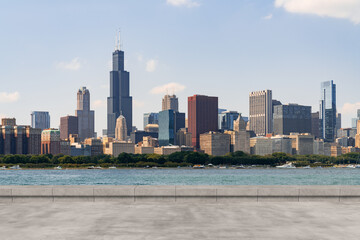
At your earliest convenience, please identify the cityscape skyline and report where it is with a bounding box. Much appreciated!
[1,1,360,134]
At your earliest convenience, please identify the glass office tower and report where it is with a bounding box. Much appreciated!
[319,80,336,142]
[31,111,50,130]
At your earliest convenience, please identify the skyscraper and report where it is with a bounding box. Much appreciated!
[336,112,342,136]
[143,113,159,129]
[273,104,311,135]
[188,95,218,149]
[31,111,50,130]
[115,114,127,141]
[249,90,273,136]
[162,94,178,112]
[218,111,239,131]
[233,114,247,132]
[158,109,185,146]
[60,115,78,140]
[320,80,336,142]
[75,87,95,141]
[311,112,320,139]
[107,41,132,137]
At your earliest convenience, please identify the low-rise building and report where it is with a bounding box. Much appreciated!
[154,146,181,155]
[104,141,135,156]
[200,131,231,156]
[60,140,71,155]
[250,137,272,156]
[70,143,91,156]
[271,136,292,154]
[130,131,158,144]
[135,146,154,154]
[289,133,314,155]
[41,129,61,155]
[224,130,250,154]
[331,144,342,157]
[84,138,103,156]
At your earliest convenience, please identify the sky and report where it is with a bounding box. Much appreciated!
[0,0,360,135]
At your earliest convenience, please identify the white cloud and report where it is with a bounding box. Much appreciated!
[0,92,20,103]
[133,100,145,108]
[150,82,186,95]
[263,14,273,20]
[275,0,360,24]
[341,102,360,115]
[146,59,158,72]
[137,54,143,62]
[166,0,200,8]
[56,57,82,70]
[93,100,106,108]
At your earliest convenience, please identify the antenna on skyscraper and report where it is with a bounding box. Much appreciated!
[115,34,118,51]
[118,29,121,50]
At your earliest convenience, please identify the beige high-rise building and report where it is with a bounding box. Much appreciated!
[115,114,127,141]
[233,114,246,132]
[356,120,360,148]
[75,87,95,141]
[249,90,273,136]
[162,94,178,112]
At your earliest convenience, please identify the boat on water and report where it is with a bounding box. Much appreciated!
[346,165,356,169]
[0,166,6,170]
[193,165,205,169]
[54,166,62,170]
[302,165,311,169]
[219,166,227,169]
[109,166,117,169]
[355,165,360,168]
[236,165,245,169]
[87,166,95,169]
[276,163,296,169]
[10,165,21,170]
[94,166,102,169]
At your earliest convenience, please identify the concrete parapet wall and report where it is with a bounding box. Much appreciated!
[2,185,360,203]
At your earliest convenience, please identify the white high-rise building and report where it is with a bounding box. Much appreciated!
[249,90,273,136]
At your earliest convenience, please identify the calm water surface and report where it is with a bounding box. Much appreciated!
[1,168,360,185]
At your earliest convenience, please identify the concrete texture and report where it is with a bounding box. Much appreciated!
[3,186,360,202]
[1,202,360,239]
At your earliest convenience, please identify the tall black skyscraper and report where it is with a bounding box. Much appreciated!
[107,39,132,137]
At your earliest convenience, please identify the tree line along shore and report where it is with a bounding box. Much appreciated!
[0,152,359,169]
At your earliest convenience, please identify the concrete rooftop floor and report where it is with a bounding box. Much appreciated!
[0,202,360,240]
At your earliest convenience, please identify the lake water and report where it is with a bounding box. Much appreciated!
[1,168,360,185]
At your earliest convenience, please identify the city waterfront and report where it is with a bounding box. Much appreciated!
[2,168,360,185]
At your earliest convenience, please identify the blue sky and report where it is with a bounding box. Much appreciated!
[0,0,360,134]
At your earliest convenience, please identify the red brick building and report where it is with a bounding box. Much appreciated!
[188,95,218,149]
